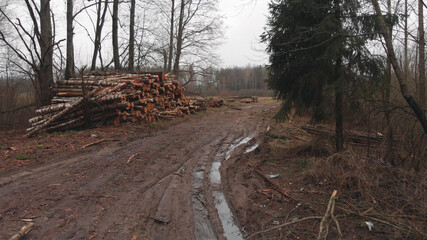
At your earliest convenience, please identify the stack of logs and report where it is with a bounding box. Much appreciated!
[26,72,203,137]
[225,96,258,104]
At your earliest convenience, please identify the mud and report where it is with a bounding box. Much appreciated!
[0,102,278,239]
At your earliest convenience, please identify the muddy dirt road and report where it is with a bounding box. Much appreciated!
[0,102,278,240]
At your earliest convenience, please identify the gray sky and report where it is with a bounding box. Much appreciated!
[217,0,269,67]
[2,0,270,70]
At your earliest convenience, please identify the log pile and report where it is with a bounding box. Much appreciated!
[240,96,258,103]
[187,98,224,108]
[225,96,258,103]
[301,126,398,147]
[26,72,203,137]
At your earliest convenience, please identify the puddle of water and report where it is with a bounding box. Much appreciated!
[212,191,244,240]
[244,143,259,153]
[208,135,255,240]
[193,170,204,189]
[210,136,254,187]
[225,135,254,160]
[209,162,222,186]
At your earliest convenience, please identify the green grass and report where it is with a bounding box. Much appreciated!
[15,154,34,160]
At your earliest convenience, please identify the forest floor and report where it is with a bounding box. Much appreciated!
[0,98,425,239]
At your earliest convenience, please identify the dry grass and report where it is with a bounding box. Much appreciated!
[0,80,36,129]
[253,115,426,239]
[303,150,427,239]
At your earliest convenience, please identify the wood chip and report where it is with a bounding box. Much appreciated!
[127,153,138,164]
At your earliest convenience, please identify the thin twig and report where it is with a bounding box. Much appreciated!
[245,216,322,239]
[317,190,338,240]
[82,138,118,149]
[127,153,138,164]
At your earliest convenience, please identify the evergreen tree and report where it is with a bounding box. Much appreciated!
[262,0,384,151]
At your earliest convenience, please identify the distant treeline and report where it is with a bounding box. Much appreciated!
[184,65,271,96]
[215,65,267,91]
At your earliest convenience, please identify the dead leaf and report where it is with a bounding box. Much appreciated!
[130,236,137,240]
[9,147,17,151]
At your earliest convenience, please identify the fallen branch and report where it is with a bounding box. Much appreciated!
[317,190,342,239]
[82,138,117,149]
[245,216,322,239]
[9,222,35,240]
[255,169,294,200]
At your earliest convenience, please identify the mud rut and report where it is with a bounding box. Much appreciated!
[0,103,277,240]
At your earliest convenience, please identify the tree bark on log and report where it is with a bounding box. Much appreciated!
[26,83,124,137]
[9,222,35,240]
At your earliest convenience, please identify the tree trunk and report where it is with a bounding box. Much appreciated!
[173,0,185,74]
[39,0,53,106]
[404,0,408,82]
[91,0,109,71]
[112,0,120,70]
[168,0,175,72]
[334,0,344,152]
[371,0,427,134]
[384,0,394,164]
[335,69,344,152]
[128,0,135,71]
[418,0,426,107]
[163,49,167,71]
[65,0,75,80]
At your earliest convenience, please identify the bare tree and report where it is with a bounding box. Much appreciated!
[112,0,120,70]
[384,0,394,163]
[418,0,425,107]
[65,0,75,79]
[167,0,175,72]
[0,0,61,106]
[404,0,408,83]
[128,0,136,71]
[371,0,427,134]
[39,0,54,105]
[170,0,223,78]
[173,0,185,74]
[90,0,109,71]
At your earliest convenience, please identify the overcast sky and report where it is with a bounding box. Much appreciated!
[217,0,269,67]
[2,0,270,70]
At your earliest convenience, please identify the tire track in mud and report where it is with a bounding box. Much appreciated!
[0,102,277,239]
